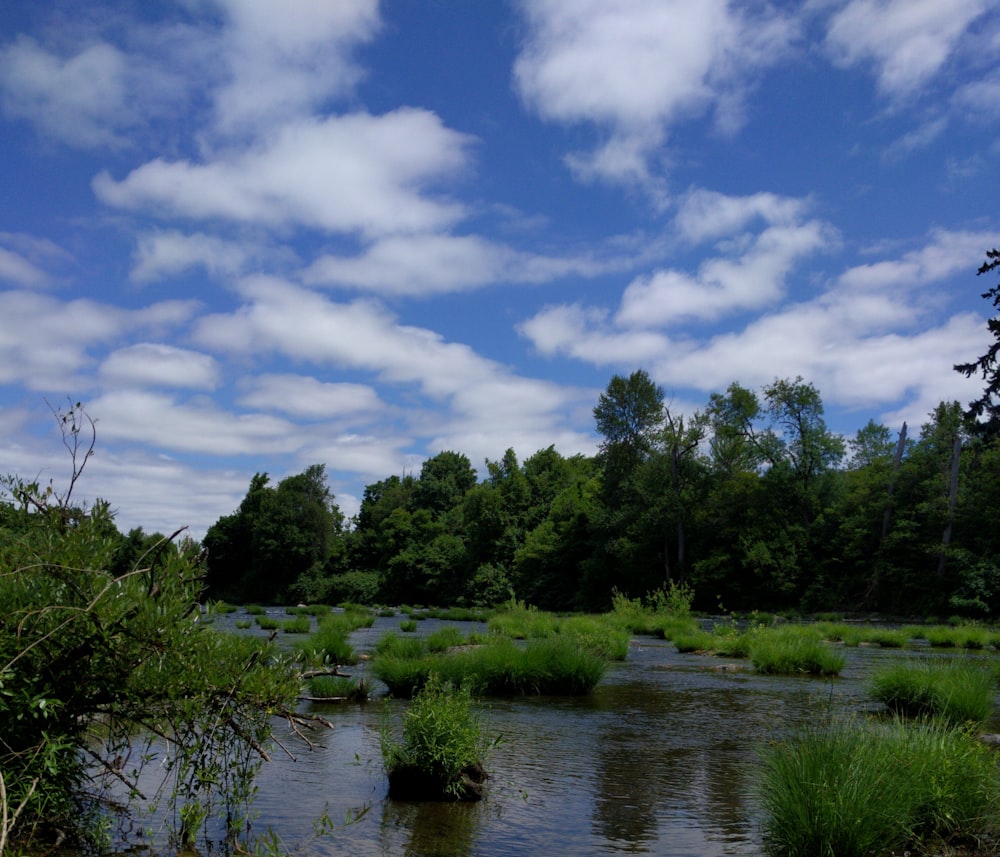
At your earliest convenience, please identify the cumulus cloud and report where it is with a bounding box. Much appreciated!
[0,37,130,148]
[100,344,220,390]
[825,0,992,97]
[518,201,992,426]
[304,233,612,296]
[211,0,380,132]
[94,110,472,238]
[237,374,384,419]
[513,0,797,189]
[0,290,199,391]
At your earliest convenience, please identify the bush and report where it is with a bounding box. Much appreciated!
[869,658,996,727]
[381,675,492,801]
[758,717,1000,856]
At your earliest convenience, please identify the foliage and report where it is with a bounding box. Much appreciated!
[954,248,1000,440]
[0,415,301,851]
[869,658,996,726]
[381,675,492,801]
[758,717,1000,856]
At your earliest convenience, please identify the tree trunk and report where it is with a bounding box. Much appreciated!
[936,433,962,581]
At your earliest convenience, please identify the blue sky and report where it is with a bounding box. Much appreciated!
[1,0,998,538]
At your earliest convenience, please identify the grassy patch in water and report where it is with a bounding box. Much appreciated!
[279,616,311,634]
[292,611,374,665]
[869,658,996,727]
[374,637,606,698]
[923,623,991,649]
[399,619,418,633]
[382,675,492,801]
[750,627,845,676]
[758,717,1000,857]
[307,675,369,702]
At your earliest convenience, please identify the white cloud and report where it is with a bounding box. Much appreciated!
[0,246,50,287]
[237,374,384,419]
[93,110,472,238]
[100,344,220,390]
[513,0,796,189]
[615,191,834,327]
[131,231,252,283]
[304,233,609,296]
[211,0,380,132]
[826,0,992,97]
[0,36,129,148]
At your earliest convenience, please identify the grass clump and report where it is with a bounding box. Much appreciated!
[488,600,559,639]
[255,615,281,630]
[245,604,266,615]
[376,631,428,659]
[279,616,311,634]
[399,619,418,633]
[672,629,716,653]
[293,612,371,665]
[558,615,630,660]
[307,675,368,703]
[426,625,467,652]
[750,627,845,676]
[382,675,492,801]
[869,658,996,727]
[374,637,606,698]
[758,717,1000,857]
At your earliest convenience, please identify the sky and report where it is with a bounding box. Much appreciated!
[1,0,999,539]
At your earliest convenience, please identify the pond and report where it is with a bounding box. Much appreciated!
[111,610,1000,856]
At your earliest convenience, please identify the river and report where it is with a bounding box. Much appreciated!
[101,609,1000,856]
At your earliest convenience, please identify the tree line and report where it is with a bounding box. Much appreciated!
[203,251,1000,617]
[202,378,999,617]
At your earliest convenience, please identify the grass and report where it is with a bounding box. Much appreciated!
[374,637,606,698]
[399,619,418,633]
[255,615,281,630]
[245,604,266,615]
[487,602,559,639]
[869,657,997,727]
[293,610,375,665]
[382,675,492,801]
[306,675,369,702]
[924,623,992,649]
[279,616,311,634]
[758,716,1000,857]
[426,625,467,652]
[750,627,845,676]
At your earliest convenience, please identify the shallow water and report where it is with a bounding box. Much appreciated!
[106,610,1000,856]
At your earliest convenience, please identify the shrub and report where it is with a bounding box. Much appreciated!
[750,627,845,676]
[869,658,996,727]
[381,675,491,801]
[758,717,1000,857]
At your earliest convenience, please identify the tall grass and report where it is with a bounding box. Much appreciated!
[869,658,996,727]
[758,717,1000,857]
[374,637,606,698]
[750,627,845,676]
[293,611,373,665]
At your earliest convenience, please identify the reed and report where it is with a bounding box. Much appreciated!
[869,658,996,727]
[758,717,1000,857]
[750,627,845,676]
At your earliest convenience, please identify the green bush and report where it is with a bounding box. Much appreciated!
[869,658,996,727]
[381,675,492,801]
[759,717,1000,856]
[750,627,845,676]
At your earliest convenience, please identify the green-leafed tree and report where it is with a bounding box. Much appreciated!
[954,249,1000,440]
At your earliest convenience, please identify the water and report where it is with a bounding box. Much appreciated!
[103,610,1000,856]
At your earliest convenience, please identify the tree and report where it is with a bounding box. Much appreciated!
[593,370,665,491]
[954,249,1000,440]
